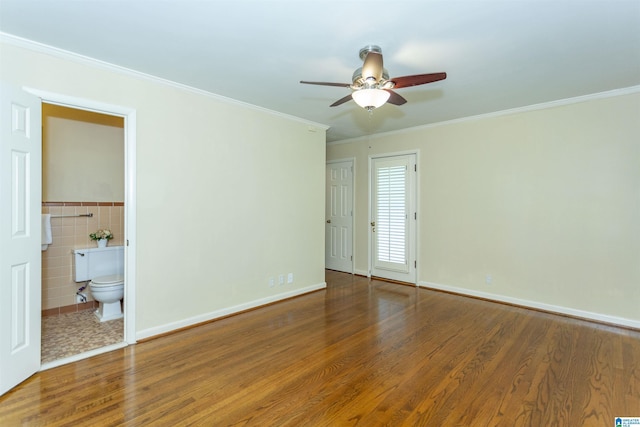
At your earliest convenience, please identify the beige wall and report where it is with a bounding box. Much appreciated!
[1,38,327,337]
[43,104,124,202]
[328,92,640,325]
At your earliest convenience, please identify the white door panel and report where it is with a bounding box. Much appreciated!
[370,154,416,283]
[0,83,42,395]
[326,161,353,272]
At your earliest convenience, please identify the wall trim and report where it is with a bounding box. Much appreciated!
[419,280,640,330]
[1,32,329,132]
[42,201,124,207]
[328,85,640,146]
[136,282,327,341]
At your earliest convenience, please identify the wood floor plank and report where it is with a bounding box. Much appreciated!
[1,271,639,426]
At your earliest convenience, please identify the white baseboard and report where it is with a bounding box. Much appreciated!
[354,269,369,277]
[419,281,640,330]
[136,282,327,341]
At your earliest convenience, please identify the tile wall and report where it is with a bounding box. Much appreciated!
[41,202,125,315]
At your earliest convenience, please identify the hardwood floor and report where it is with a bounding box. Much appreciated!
[1,270,639,426]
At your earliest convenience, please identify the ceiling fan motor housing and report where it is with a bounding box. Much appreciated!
[351,67,390,89]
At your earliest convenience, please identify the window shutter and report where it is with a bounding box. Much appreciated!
[376,164,407,264]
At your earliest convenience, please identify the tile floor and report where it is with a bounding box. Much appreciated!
[41,309,124,364]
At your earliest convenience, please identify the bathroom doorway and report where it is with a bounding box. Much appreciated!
[1,86,136,391]
[41,104,125,365]
[32,90,137,370]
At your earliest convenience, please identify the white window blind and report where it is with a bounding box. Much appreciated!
[376,164,407,264]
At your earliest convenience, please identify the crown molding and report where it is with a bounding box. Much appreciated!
[0,32,329,131]
[328,85,640,146]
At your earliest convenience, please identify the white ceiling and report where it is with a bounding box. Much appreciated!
[1,0,639,142]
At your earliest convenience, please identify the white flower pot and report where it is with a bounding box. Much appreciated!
[97,239,108,248]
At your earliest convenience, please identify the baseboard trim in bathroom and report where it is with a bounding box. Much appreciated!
[42,301,98,317]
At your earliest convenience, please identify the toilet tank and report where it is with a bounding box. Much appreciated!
[74,246,124,282]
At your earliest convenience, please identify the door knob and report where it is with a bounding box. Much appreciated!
[326,219,331,223]
[370,221,375,226]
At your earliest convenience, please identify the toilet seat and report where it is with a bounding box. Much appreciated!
[91,274,124,287]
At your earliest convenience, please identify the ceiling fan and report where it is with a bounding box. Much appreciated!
[300,45,447,111]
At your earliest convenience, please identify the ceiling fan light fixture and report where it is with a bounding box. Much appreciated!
[300,45,446,110]
[351,88,390,110]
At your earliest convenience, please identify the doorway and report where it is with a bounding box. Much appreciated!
[370,153,417,284]
[34,91,137,371]
[325,159,354,273]
[1,85,137,394]
[33,91,136,373]
[41,104,125,365]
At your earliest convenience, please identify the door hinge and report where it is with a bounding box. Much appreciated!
[414,164,417,172]
[414,212,417,220]
[414,260,417,268]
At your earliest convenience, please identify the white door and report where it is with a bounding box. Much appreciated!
[326,160,353,272]
[370,154,417,283]
[0,83,42,395]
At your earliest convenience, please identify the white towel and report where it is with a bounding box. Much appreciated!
[41,213,52,251]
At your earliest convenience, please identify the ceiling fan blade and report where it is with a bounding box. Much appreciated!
[385,90,407,106]
[300,81,351,87]
[391,72,447,89]
[362,51,383,82]
[330,94,353,107]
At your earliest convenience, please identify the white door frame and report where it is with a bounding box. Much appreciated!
[325,158,355,274]
[25,88,137,349]
[368,150,419,284]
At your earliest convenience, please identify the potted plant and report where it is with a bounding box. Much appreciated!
[90,229,113,248]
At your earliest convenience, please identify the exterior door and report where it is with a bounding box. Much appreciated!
[0,83,42,395]
[325,160,353,273]
[370,154,417,283]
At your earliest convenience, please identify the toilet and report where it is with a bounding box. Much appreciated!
[74,246,124,322]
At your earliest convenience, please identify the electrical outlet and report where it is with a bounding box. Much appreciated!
[268,277,275,288]
[279,274,285,286]
[287,273,293,284]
